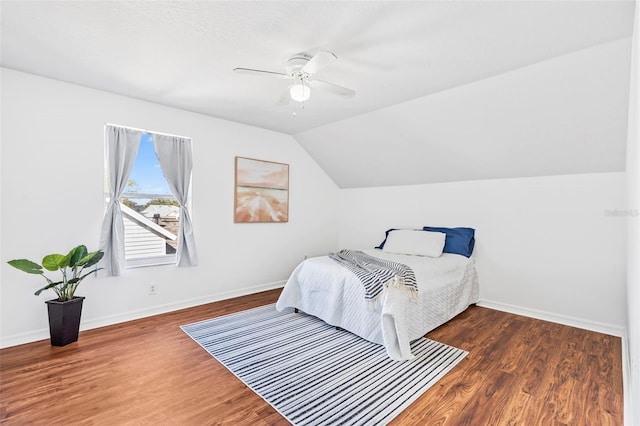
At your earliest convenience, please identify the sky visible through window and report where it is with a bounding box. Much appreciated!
[126,133,172,200]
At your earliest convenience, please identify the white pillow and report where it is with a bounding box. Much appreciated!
[382,230,446,257]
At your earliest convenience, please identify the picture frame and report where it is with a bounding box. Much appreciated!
[234,156,289,223]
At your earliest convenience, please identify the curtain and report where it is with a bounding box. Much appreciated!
[153,134,198,266]
[99,125,142,276]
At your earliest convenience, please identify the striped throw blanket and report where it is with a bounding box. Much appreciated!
[328,249,418,304]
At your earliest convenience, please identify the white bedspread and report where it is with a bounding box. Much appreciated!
[276,249,479,361]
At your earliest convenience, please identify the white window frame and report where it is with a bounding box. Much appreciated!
[103,135,192,269]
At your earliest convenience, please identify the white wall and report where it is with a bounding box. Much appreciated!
[0,68,339,347]
[339,173,627,334]
[625,2,639,424]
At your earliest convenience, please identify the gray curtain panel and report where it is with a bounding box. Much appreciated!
[99,125,142,276]
[153,134,198,267]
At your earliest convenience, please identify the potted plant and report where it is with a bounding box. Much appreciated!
[7,245,104,346]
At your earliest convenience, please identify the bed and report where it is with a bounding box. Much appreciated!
[275,229,480,361]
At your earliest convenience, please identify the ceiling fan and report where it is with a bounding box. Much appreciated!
[233,50,355,106]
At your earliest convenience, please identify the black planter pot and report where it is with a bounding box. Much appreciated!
[45,296,85,347]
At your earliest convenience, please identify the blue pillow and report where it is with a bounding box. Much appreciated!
[423,227,475,257]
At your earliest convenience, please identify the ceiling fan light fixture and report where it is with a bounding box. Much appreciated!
[290,82,311,102]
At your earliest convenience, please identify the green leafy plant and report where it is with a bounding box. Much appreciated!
[7,245,104,301]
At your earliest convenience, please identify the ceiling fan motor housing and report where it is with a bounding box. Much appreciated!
[286,53,311,76]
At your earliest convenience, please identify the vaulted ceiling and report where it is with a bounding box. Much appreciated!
[1,1,635,187]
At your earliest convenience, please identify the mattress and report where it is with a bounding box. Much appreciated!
[276,249,479,360]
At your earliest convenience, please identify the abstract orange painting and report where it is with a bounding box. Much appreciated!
[234,157,289,223]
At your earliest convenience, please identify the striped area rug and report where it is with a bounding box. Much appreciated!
[181,304,467,426]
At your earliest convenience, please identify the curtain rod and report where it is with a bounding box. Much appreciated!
[105,123,191,140]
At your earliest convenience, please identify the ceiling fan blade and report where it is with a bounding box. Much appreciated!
[275,88,291,106]
[308,79,355,97]
[233,68,289,79]
[302,50,337,75]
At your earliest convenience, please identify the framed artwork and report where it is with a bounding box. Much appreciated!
[234,156,289,223]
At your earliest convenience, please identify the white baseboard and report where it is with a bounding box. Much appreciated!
[477,299,626,337]
[0,280,285,349]
[622,332,633,426]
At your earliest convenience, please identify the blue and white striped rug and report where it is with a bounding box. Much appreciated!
[181,304,467,426]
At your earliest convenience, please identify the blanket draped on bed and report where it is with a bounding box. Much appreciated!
[328,249,418,304]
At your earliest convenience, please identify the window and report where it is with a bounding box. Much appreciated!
[101,124,197,276]
[117,133,179,267]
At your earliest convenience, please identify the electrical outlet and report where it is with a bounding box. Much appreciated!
[148,284,157,295]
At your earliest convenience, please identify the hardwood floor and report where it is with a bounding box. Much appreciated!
[0,289,623,425]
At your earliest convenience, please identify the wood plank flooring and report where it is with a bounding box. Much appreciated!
[0,289,623,425]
